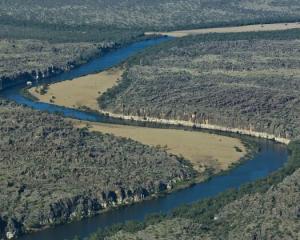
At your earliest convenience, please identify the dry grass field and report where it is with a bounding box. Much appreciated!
[28,68,246,173]
[72,120,246,173]
[29,68,123,109]
[146,22,300,37]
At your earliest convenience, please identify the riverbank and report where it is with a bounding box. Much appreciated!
[91,140,298,240]
[0,42,114,91]
[145,22,300,37]
[29,68,123,110]
[27,68,250,174]
[98,110,291,145]
[26,69,290,145]
[17,138,288,240]
[72,119,247,173]
[3,37,289,240]
[0,34,162,92]
[0,98,198,240]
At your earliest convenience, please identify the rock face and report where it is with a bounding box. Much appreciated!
[0,100,194,239]
[0,66,63,90]
[0,218,23,240]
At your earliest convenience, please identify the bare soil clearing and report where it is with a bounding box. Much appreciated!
[145,22,300,37]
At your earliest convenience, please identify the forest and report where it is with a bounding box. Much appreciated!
[0,39,111,90]
[99,29,300,139]
[1,1,300,239]
[0,99,195,238]
[1,0,300,91]
[0,0,300,31]
[83,141,300,239]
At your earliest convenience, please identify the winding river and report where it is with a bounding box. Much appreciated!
[0,37,288,240]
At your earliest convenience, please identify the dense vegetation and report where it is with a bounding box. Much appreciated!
[0,26,149,91]
[0,2,145,91]
[99,30,300,139]
[1,1,300,239]
[0,99,195,239]
[0,39,112,90]
[0,15,145,44]
[82,141,300,240]
[1,0,299,90]
[1,0,300,31]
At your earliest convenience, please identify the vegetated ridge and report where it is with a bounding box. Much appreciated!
[84,141,300,240]
[0,99,195,239]
[1,1,300,239]
[0,39,113,91]
[1,0,300,30]
[99,30,300,141]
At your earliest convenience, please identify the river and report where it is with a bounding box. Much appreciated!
[0,37,288,240]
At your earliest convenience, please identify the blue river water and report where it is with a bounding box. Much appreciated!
[0,37,288,240]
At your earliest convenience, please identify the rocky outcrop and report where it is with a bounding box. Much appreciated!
[0,66,63,90]
[0,217,24,240]
[100,110,290,145]
[0,180,182,239]
[45,185,165,224]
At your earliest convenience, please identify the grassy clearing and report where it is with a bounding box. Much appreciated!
[28,67,247,173]
[146,22,300,37]
[29,68,123,110]
[72,120,246,173]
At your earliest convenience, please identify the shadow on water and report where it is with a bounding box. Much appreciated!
[0,37,288,240]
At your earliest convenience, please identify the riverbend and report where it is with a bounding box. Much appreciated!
[1,37,289,240]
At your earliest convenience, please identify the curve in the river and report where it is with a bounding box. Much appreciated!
[0,37,289,240]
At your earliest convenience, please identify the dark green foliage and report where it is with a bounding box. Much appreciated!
[1,1,300,239]
[0,99,194,238]
[0,16,144,44]
[86,141,300,239]
[1,0,300,31]
[99,30,300,139]
[0,39,109,90]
